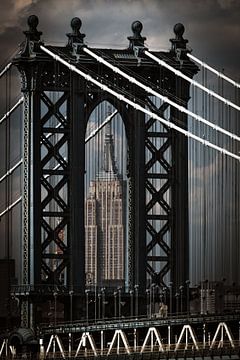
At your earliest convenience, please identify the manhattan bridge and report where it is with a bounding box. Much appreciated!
[0,14,240,359]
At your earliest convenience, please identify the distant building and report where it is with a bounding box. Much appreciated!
[85,123,126,287]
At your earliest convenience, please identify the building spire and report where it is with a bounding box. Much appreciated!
[103,107,119,176]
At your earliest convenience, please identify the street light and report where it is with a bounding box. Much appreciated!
[94,284,97,323]
[85,289,90,324]
[69,290,73,323]
[179,285,184,314]
[186,280,190,316]
[134,285,139,318]
[130,290,134,317]
[146,289,150,318]
[101,288,105,319]
[150,283,156,317]
[175,292,180,315]
[114,291,117,318]
[169,282,173,316]
[98,293,101,320]
[118,287,122,318]
[53,291,58,327]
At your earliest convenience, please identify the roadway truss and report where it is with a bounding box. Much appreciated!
[28,316,240,358]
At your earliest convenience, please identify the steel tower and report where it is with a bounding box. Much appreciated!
[12,16,198,327]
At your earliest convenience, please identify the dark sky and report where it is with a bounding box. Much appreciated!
[0,0,239,284]
[0,0,239,79]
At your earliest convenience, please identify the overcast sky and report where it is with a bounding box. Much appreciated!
[0,0,239,79]
[0,0,239,284]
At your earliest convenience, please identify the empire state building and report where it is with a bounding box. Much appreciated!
[85,123,126,287]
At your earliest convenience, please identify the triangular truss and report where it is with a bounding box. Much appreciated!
[141,327,164,353]
[107,330,131,355]
[175,325,199,351]
[210,322,235,349]
[0,339,16,358]
[45,334,65,358]
[75,332,98,357]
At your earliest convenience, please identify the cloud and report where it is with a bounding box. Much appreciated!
[0,0,239,79]
[217,0,238,9]
[0,0,32,34]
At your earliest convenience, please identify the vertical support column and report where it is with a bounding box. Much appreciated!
[21,75,44,328]
[169,23,198,293]
[69,73,86,296]
[21,90,31,328]
[168,325,171,350]
[31,92,42,287]
[19,69,42,328]
[170,81,190,289]
[100,331,104,355]
[133,328,137,351]
[13,14,44,328]
[128,107,146,294]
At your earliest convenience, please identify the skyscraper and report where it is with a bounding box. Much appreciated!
[85,123,126,287]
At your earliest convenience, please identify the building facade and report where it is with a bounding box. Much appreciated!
[85,124,126,288]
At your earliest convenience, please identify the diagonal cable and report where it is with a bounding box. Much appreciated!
[187,53,240,89]
[83,47,240,142]
[0,62,12,79]
[0,97,24,125]
[40,45,240,161]
[145,50,240,111]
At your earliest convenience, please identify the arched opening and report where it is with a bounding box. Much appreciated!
[84,100,128,291]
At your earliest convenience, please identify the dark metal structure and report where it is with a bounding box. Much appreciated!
[12,15,198,327]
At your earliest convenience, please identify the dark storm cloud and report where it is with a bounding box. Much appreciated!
[0,0,239,76]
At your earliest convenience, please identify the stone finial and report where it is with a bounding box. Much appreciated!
[66,17,85,48]
[128,20,146,50]
[17,15,42,58]
[170,23,188,52]
[24,15,42,42]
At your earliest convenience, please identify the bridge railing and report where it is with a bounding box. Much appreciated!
[5,341,239,360]
[39,312,240,334]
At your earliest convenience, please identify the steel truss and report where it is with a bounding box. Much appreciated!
[32,317,239,359]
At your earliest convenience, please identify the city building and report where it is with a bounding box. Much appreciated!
[85,123,126,288]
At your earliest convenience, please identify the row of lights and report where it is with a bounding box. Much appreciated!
[52,282,192,325]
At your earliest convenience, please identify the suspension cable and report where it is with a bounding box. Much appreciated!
[187,53,240,89]
[85,109,118,143]
[0,197,22,218]
[0,106,117,190]
[83,47,240,143]
[0,159,22,184]
[40,45,240,161]
[95,48,186,106]
[0,62,12,79]
[145,50,240,111]
[0,97,24,125]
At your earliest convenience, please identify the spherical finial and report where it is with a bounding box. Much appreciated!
[128,20,146,50]
[67,17,85,48]
[173,23,185,38]
[131,20,143,37]
[71,17,82,32]
[27,15,39,30]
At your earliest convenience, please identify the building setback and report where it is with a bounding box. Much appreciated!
[85,123,126,288]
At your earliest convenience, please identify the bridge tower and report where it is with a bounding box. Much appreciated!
[12,16,198,327]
